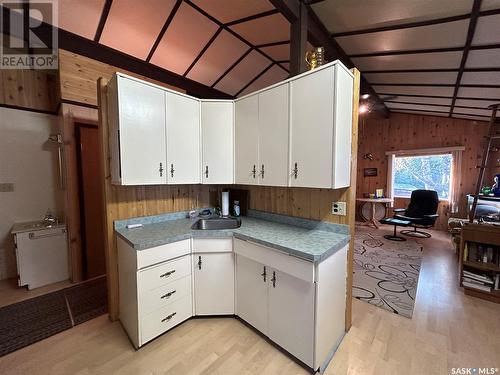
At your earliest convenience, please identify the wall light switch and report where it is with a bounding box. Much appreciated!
[332,201,346,216]
[0,183,14,192]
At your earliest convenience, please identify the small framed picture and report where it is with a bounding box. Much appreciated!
[364,168,378,177]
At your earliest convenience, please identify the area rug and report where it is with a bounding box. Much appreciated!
[353,226,423,318]
[0,276,107,357]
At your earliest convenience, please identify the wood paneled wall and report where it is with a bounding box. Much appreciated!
[0,70,58,112]
[356,112,493,231]
[59,49,185,107]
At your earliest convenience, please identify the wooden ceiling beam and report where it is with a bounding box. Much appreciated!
[225,9,280,26]
[269,0,390,117]
[146,0,182,62]
[183,27,223,77]
[449,0,483,117]
[350,43,500,59]
[235,63,275,96]
[211,48,253,88]
[289,1,308,75]
[94,0,113,42]
[385,100,493,111]
[331,8,500,38]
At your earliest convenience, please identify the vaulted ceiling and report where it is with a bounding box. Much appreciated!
[55,0,293,97]
[310,0,500,121]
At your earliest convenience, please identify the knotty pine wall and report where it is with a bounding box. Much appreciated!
[0,70,58,112]
[356,112,495,231]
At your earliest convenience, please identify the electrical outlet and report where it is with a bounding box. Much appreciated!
[332,201,346,216]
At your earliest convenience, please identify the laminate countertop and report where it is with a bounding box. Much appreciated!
[115,210,350,263]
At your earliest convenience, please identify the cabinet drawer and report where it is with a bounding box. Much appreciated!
[140,295,192,345]
[137,239,191,269]
[233,238,314,282]
[192,238,233,253]
[138,255,191,292]
[139,275,191,316]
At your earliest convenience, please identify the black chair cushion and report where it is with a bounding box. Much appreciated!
[394,190,439,226]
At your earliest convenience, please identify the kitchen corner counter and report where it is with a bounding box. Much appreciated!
[115,210,350,263]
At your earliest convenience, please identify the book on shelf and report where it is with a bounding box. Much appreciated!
[462,280,493,292]
[464,241,500,266]
[463,270,494,283]
[495,274,500,290]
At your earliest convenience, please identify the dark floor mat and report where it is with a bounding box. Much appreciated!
[65,276,108,325]
[0,291,72,356]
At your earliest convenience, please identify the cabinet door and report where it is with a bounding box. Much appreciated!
[258,83,289,186]
[268,268,315,367]
[235,254,268,335]
[166,92,201,184]
[234,95,259,185]
[201,101,234,184]
[332,65,353,188]
[117,76,166,185]
[193,253,234,315]
[289,67,334,188]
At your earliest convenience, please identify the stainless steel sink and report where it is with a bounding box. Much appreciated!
[191,217,241,230]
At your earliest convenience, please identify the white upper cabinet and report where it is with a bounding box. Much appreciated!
[166,92,201,184]
[201,101,234,184]
[109,75,167,185]
[234,95,259,185]
[289,64,353,188]
[258,83,289,187]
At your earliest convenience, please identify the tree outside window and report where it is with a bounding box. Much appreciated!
[393,154,452,200]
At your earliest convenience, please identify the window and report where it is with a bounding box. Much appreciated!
[393,153,452,200]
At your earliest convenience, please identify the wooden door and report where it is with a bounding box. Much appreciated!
[77,125,106,279]
[268,268,315,367]
[235,254,268,334]
[201,101,234,184]
[117,76,166,185]
[193,253,234,315]
[234,95,259,185]
[289,67,334,188]
[258,83,289,187]
[166,92,200,184]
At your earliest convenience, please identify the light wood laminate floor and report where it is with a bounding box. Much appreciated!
[1,228,499,375]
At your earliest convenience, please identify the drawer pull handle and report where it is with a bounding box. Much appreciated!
[161,312,176,323]
[198,256,202,270]
[160,290,176,299]
[261,266,266,282]
[160,270,176,278]
[271,271,276,288]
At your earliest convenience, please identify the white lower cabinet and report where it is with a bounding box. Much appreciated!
[268,268,315,367]
[235,255,268,334]
[118,235,347,372]
[193,252,235,315]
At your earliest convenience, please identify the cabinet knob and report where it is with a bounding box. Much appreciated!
[292,162,298,179]
[198,255,202,270]
[252,165,257,179]
[261,266,266,282]
[271,271,276,288]
[205,166,209,178]
[159,162,164,177]
[170,164,175,177]
[161,312,176,323]
[260,164,265,179]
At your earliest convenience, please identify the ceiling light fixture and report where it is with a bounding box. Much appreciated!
[359,104,369,114]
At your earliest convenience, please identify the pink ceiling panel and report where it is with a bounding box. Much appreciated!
[58,0,105,39]
[191,0,274,23]
[187,30,249,86]
[239,65,289,97]
[150,3,219,75]
[214,50,271,95]
[100,0,176,59]
[230,14,290,45]
[260,44,290,61]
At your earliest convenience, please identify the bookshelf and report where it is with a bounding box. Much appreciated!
[459,223,500,303]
